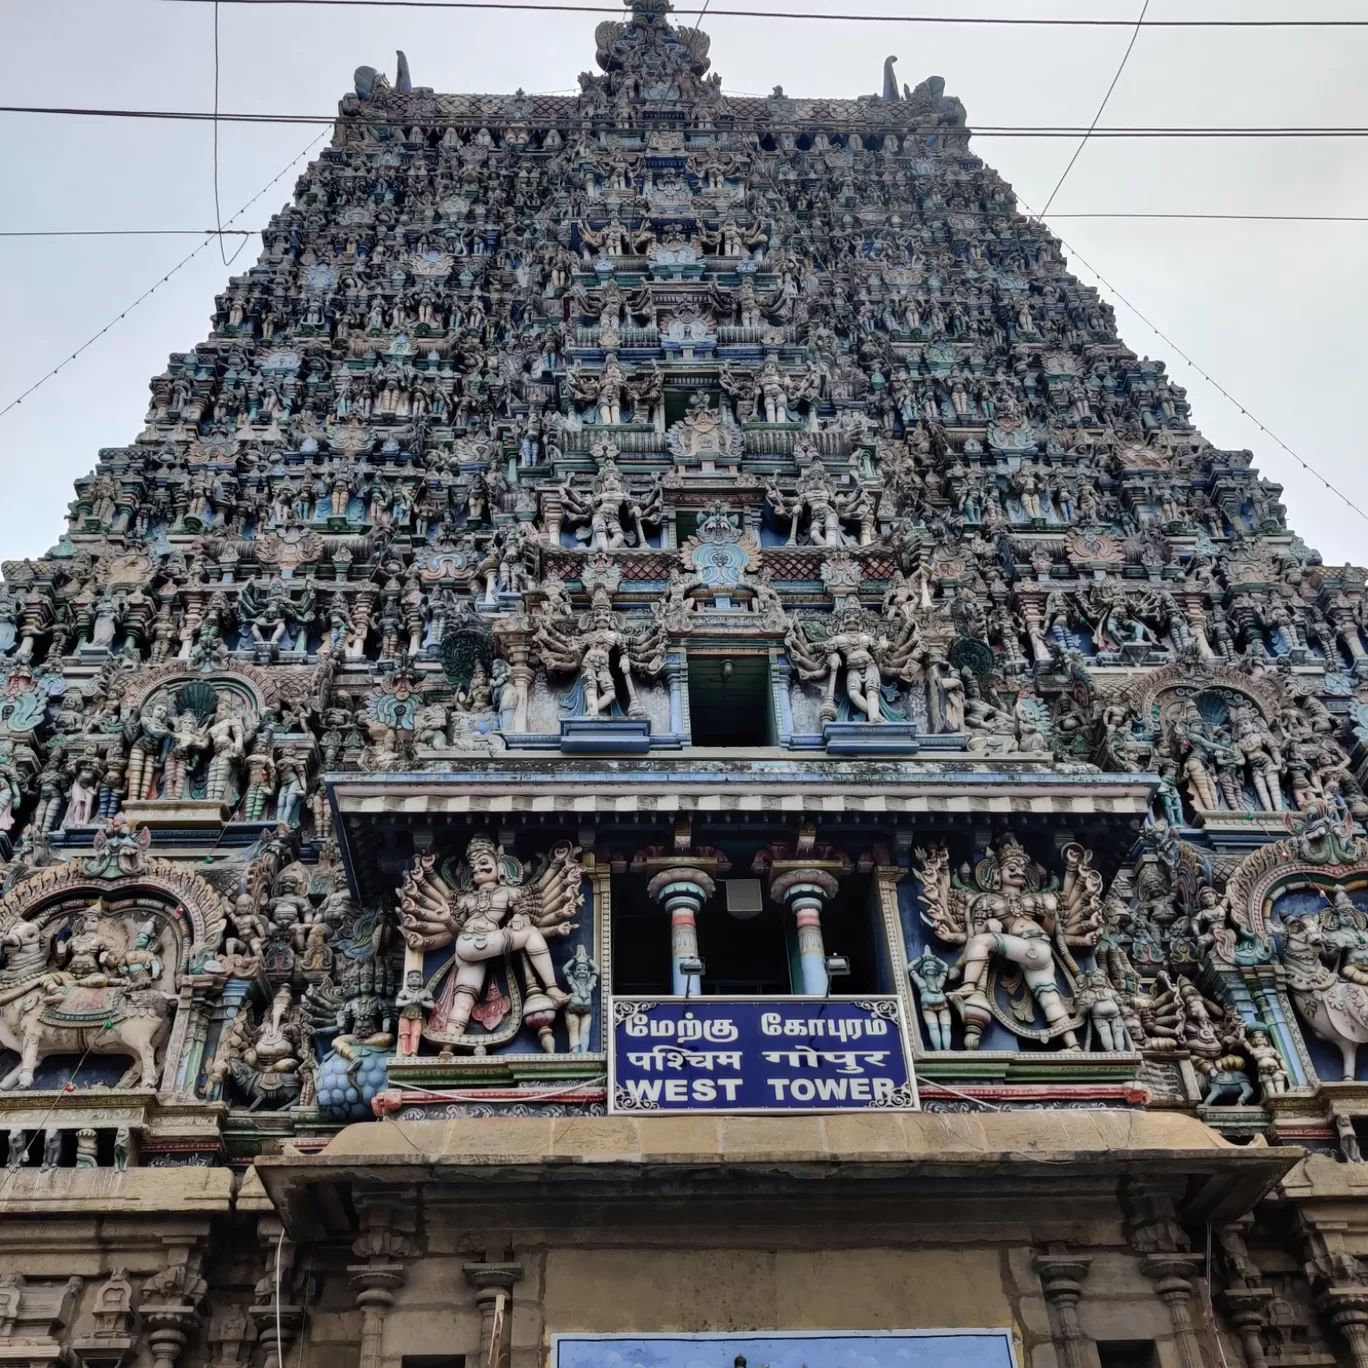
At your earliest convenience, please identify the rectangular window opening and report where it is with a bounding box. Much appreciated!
[1098,1342,1158,1368]
[688,655,771,747]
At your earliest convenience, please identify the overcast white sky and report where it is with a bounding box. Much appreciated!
[0,0,1364,563]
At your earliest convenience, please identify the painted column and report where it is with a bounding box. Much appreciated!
[1247,968,1308,1087]
[497,624,535,733]
[666,650,687,739]
[647,867,716,996]
[770,868,840,996]
[772,650,794,746]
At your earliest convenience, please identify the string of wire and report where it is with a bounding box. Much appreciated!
[10,104,1368,135]
[211,0,250,267]
[0,132,326,422]
[7,213,1368,238]
[1033,0,1150,223]
[150,0,1368,26]
[1016,194,1368,530]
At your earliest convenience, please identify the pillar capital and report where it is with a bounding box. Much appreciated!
[755,832,851,996]
[463,1262,524,1300]
[635,824,730,996]
[1034,1253,1092,1305]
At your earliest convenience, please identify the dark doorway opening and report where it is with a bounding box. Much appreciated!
[696,895,791,995]
[688,655,771,747]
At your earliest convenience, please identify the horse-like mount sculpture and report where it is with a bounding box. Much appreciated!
[0,909,175,1091]
[1281,915,1368,1081]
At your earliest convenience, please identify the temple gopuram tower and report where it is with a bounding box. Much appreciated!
[2,5,1367,1368]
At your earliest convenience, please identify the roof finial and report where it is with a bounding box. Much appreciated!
[882,55,902,100]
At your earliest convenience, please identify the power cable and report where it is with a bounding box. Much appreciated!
[211,0,249,268]
[0,1027,109,1203]
[1045,213,1368,223]
[9,104,1368,137]
[9,214,1368,239]
[0,132,326,423]
[0,229,259,238]
[1034,0,1149,223]
[151,0,1368,26]
[1018,194,1368,531]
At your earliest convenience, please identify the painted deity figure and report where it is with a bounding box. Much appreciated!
[398,835,583,1044]
[125,702,173,802]
[534,590,665,722]
[394,969,435,1057]
[918,836,1103,1053]
[56,904,123,989]
[785,602,922,725]
[907,948,952,1050]
[563,943,599,1054]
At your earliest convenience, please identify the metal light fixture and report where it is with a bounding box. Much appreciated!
[823,955,851,998]
[679,955,705,998]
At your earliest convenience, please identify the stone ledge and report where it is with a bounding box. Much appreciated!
[248,1110,1300,1240]
[0,1165,235,1215]
[313,1108,1256,1164]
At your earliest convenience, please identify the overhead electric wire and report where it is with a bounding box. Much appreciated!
[0,132,326,424]
[153,0,1368,26]
[7,104,1368,138]
[10,212,1368,239]
[1018,196,1368,531]
[1034,0,1149,222]
[210,0,249,267]
[0,229,258,238]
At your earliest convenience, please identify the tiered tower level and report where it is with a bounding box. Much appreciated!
[5,7,1368,1366]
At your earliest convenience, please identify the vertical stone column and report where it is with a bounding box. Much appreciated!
[769,869,840,996]
[1320,1292,1368,1368]
[463,1262,523,1368]
[647,867,716,996]
[1140,1255,1206,1368]
[249,1218,304,1368]
[1034,1254,1092,1368]
[635,821,730,997]
[347,1191,418,1368]
[1215,1221,1273,1368]
[666,650,688,739]
[143,1310,197,1368]
[1219,1289,1272,1368]
[165,975,229,1096]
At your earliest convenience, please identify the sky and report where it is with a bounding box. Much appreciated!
[0,0,1365,564]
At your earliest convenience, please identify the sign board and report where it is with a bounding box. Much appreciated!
[609,996,917,1113]
[554,1331,1016,1368]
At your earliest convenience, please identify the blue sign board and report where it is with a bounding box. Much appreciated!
[555,1330,1015,1368]
[609,996,917,1112]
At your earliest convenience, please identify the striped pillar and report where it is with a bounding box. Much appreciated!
[647,866,717,996]
[770,868,841,996]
